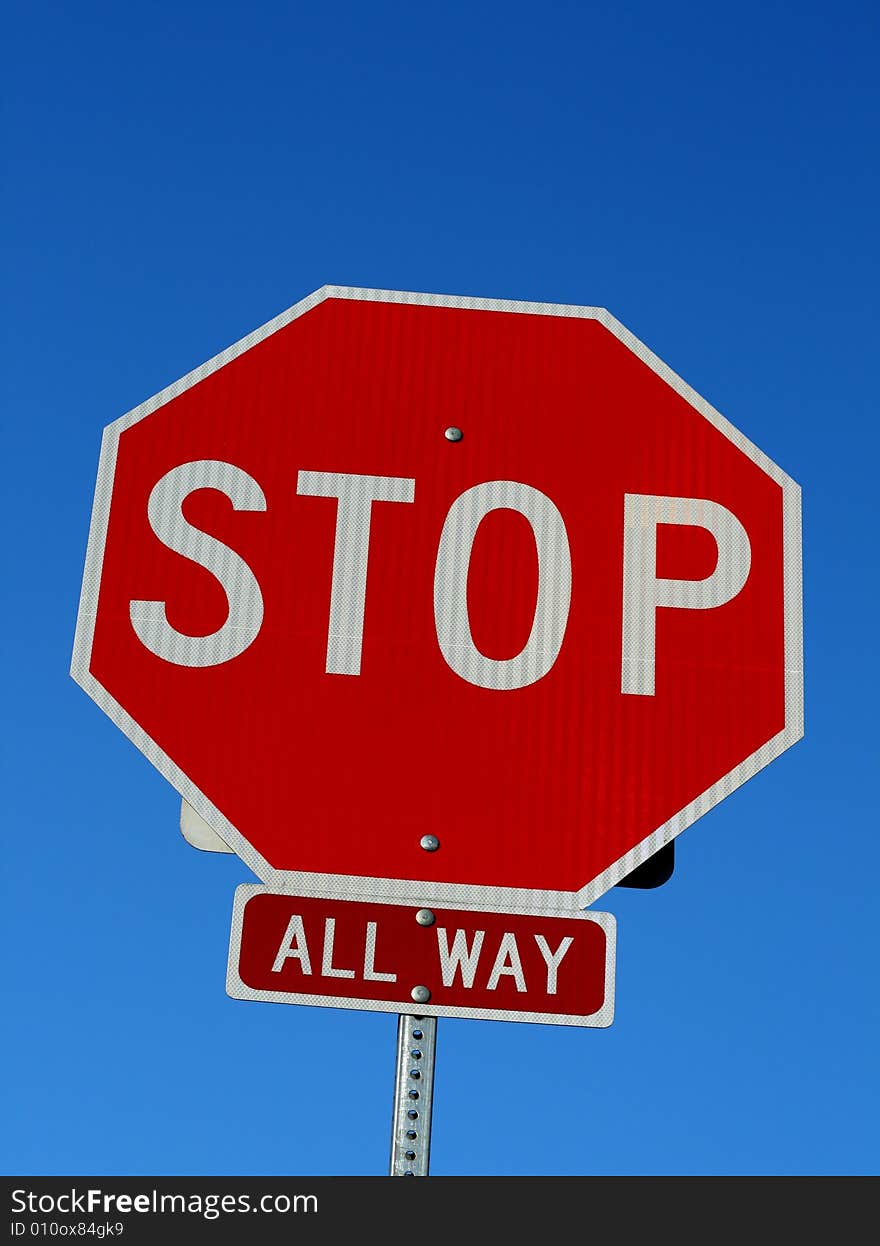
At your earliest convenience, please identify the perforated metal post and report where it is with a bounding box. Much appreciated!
[389,1014,438,1176]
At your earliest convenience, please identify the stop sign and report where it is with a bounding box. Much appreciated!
[71,287,802,910]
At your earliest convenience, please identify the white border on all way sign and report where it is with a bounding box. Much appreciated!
[71,286,804,912]
[225,885,617,1028]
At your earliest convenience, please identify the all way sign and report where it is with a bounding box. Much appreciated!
[227,888,615,1027]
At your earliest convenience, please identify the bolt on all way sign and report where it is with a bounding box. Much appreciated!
[72,286,803,917]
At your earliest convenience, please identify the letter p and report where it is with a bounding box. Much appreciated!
[621,494,751,696]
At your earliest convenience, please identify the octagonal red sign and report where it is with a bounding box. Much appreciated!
[71,287,803,910]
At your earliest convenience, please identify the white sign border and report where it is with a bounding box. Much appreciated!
[71,285,804,911]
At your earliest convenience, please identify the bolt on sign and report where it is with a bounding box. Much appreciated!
[71,287,803,914]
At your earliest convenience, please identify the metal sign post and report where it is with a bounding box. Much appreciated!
[389,1014,438,1176]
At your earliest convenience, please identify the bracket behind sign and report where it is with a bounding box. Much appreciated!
[178,800,674,888]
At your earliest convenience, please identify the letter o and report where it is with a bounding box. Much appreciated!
[433,480,572,690]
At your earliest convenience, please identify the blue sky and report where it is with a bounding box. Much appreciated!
[4,0,878,1176]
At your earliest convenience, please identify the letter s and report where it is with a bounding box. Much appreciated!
[129,459,266,667]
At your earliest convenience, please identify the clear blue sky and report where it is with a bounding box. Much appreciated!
[3,0,877,1177]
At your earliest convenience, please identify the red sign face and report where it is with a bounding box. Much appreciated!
[227,887,615,1027]
[71,287,802,909]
